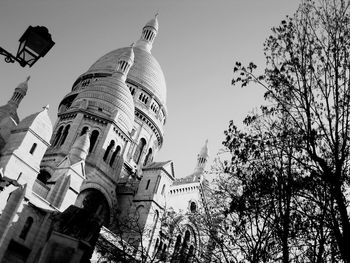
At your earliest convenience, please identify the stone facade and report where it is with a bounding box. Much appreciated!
[0,15,210,263]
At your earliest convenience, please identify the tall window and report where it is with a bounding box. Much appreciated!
[190,202,197,213]
[144,148,153,166]
[60,125,70,146]
[133,138,146,164]
[29,143,37,155]
[110,145,121,166]
[53,126,63,146]
[19,217,33,240]
[146,179,151,190]
[103,140,115,162]
[89,130,99,153]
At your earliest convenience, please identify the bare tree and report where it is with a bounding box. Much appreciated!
[232,0,350,261]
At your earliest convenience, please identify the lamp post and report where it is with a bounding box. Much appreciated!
[0,26,55,68]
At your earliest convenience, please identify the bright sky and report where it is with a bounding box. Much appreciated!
[0,0,300,178]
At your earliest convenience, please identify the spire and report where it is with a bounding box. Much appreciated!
[135,14,159,53]
[194,140,209,174]
[69,130,91,164]
[114,44,135,81]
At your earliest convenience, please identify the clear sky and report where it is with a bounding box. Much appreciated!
[0,0,300,178]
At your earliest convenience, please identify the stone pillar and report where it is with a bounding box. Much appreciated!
[0,184,26,258]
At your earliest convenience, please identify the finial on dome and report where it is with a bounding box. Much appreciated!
[26,76,31,82]
[43,104,49,111]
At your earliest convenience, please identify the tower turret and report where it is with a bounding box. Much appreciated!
[0,76,30,125]
[194,140,209,174]
[115,44,135,81]
[135,14,159,53]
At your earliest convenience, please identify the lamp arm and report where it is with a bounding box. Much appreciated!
[0,47,18,64]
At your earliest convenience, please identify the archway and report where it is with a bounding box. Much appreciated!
[78,189,110,227]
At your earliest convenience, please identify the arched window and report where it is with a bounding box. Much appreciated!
[145,179,151,190]
[144,148,153,166]
[29,143,37,155]
[103,140,115,162]
[53,126,63,146]
[60,125,70,146]
[133,138,146,164]
[89,130,99,153]
[80,126,89,135]
[19,217,33,240]
[110,145,121,166]
[190,202,197,213]
[82,189,110,226]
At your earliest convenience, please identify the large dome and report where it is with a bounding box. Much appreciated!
[86,47,167,106]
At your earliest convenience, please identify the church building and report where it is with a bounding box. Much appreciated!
[0,15,210,263]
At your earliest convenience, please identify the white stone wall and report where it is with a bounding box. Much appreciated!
[167,182,202,213]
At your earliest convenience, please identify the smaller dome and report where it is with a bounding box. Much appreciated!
[86,47,167,106]
[74,46,135,133]
[16,105,53,142]
[69,131,90,164]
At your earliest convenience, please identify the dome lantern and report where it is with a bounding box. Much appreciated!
[135,14,159,53]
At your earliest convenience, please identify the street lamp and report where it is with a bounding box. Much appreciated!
[0,26,55,68]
